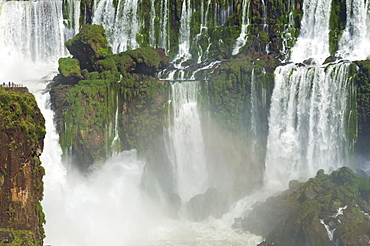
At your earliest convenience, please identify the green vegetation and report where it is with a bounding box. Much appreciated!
[208,54,276,133]
[0,229,39,246]
[58,57,83,82]
[0,88,46,144]
[329,0,347,55]
[52,24,170,168]
[245,167,370,245]
[352,60,370,154]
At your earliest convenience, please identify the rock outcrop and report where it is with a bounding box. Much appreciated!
[241,167,370,246]
[0,87,46,245]
[51,24,170,173]
[187,187,228,221]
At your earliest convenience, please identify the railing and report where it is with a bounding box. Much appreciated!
[1,83,24,88]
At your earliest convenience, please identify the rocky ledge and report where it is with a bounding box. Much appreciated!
[240,167,370,246]
[0,87,46,245]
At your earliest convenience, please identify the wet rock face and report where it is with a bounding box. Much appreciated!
[241,167,370,246]
[0,88,46,245]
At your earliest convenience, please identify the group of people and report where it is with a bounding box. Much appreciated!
[1,81,20,87]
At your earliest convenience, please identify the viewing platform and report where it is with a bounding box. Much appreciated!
[1,83,28,93]
[1,83,24,88]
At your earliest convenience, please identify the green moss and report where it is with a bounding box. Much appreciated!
[208,54,275,133]
[65,24,110,52]
[0,229,39,246]
[353,60,370,154]
[124,46,167,70]
[58,57,83,78]
[0,89,45,144]
[96,58,118,73]
[329,0,347,55]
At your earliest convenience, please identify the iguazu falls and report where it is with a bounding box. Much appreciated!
[1,0,370,245]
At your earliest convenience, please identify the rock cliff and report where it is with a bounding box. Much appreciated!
[0,87,46,245]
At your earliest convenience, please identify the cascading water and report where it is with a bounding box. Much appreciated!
[337,0,370,60]
[2,0,370,245]
[92,0,140,53]
[158,0,170,51]
[279,0,298,61]
[0,0,79,81]
[265,63,354,188]
[165,81,208,201]
[264,0,357,189]
[194,0,212,63]
[250,69,258,154]
[232,0,251,55]
[173,0,192,67]
[290,0,332,63]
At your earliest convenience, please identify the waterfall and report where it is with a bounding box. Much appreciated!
[261,0,270,53]
[0,0,79,81]
[109,94,121,155]
[159,0,169,51]
[165,81,208,201]
[216,0,235,26]
[194,0,212,63]
[261,0,268,33]
[337,0,370,60]
[290,0,332,63]
[279,0,297,61]
[265,63,354,188]
[232,0,251,55]
[250,69,258,152]
[173,0,193,66]
[93,0,140,53]
[263,0,361,190]
[2,0,368,244]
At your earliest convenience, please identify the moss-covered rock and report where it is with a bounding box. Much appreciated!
[65,24,113,71]
[51,25,170,170]
[55,57,84,84]
[242,167,370,246]
[125,47,169,76]
[0,229,40,246]
[0,87,46,245]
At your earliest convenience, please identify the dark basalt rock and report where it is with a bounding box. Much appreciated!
[242,167,370,246]
[323,55,343,65]
[187,187,228,222]
[303,57,317,66]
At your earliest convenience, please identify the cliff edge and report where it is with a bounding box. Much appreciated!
[0,87,46,245]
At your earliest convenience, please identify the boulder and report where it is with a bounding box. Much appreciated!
[165,193,182,219]
[65,24,112,71]
[323,55,343,64]
[54,57,84,84]
[243,167,370,246]
[187,187,227,221]
[124,47,169,77]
